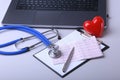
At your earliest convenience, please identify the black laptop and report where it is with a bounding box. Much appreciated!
[2,0,107,29]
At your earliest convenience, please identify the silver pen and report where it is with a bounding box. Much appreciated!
[62,47,75,73]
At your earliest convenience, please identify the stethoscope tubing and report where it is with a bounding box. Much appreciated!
[0,25,52,55]
[0,25,52,46]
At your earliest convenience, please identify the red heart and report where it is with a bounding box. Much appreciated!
[83,16,104,37]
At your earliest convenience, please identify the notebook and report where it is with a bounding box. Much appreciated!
[34,30,109,77]
[2,0,107,29]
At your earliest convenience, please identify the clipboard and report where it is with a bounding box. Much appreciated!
[33,30,109,78]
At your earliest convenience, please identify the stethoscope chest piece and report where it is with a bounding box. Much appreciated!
[48,44,62,58]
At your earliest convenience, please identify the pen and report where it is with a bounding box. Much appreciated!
[62,47,75,73]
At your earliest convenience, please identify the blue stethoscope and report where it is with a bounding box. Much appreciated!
[0,25,61,58]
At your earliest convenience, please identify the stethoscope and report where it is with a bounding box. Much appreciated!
[0,25,61,58]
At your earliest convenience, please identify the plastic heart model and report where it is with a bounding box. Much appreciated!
[83,16,104,37]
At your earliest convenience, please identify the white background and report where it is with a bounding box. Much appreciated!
[0,0,120,80]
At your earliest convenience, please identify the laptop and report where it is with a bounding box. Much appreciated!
[2,0,107,29]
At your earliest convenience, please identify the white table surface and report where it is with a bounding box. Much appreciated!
[0,0,120,80]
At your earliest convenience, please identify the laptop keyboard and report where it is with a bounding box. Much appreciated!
[16,0,98,11]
